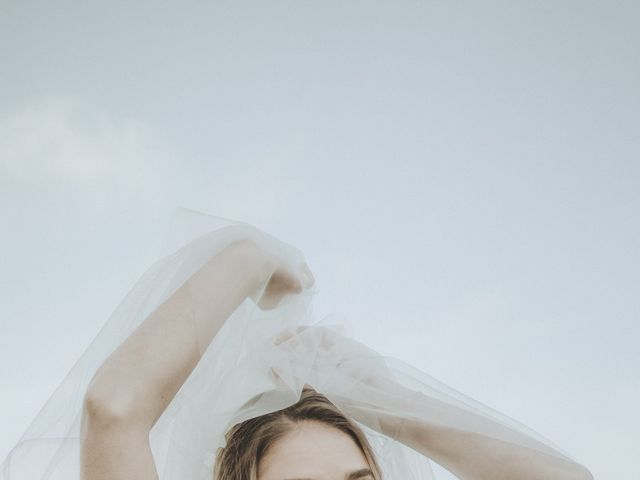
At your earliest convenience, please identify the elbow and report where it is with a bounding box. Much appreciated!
[82,387,138,430]
[560,461,594,480]
[572,465,594,480]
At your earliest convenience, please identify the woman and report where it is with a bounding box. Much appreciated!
[1,210,594,480]
[78,217,593,480]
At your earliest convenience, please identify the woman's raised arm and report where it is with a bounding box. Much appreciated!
[389,410,593,480]
[290,326,594,480]
[79,239,310,480]
[367,368,594,480]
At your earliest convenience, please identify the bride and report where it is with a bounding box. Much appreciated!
[2,210,594,480]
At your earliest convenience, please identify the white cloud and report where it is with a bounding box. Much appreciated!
[1,97,150,181]
[0,96,192,222]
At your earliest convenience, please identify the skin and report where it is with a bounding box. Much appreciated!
[80,240,593,480]
[257,421,374,480]
[80,240,296,480]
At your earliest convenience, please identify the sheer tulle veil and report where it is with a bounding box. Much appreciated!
[1,208,585,480]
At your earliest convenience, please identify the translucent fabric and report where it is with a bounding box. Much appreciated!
[1,208,588,480]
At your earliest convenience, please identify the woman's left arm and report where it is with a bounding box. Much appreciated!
[383,413,592,480]
[372,384,594,480]
[304,327,593,480]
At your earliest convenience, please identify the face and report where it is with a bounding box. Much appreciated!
[258,420,375,480]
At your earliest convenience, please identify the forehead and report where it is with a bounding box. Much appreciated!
[257,420,372,480]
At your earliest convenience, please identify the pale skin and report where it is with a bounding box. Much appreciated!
[80,239,593,480]
[258,420,374,480]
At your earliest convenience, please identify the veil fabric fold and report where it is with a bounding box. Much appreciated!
[1,208,583,480]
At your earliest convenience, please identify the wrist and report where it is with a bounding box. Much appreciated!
[225,239,276,290]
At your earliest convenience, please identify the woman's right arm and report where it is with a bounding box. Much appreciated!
[80,240,281,480]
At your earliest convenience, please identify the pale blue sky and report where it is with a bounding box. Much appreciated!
[1,2,638,478]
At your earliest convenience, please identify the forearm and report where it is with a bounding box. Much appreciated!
[395,416,592,480]
[367,379,592,480]
[83,240,272,431]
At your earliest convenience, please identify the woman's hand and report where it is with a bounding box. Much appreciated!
[238,239,315,310]
[272,324,395,390]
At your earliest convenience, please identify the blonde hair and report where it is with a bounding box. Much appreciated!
[213,385,383,480]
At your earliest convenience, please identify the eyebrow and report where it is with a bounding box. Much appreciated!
[283,467,374,480]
